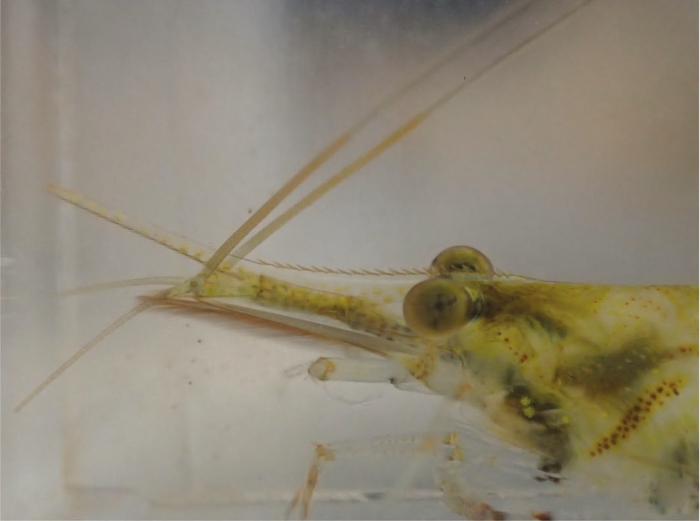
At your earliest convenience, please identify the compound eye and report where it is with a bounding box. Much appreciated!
[403,277,476,338]
[429,245,494,276]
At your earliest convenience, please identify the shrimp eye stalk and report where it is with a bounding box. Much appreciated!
[429,245,494,276]
[403,277,478,338]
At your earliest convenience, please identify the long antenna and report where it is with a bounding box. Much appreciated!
[17,0,591,410]
[193,0,591,283]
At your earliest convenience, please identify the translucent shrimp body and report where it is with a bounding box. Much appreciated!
[45,187,697,517]
[191,247,699,517]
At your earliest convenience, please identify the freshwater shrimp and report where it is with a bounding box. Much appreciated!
[6,1,697,520]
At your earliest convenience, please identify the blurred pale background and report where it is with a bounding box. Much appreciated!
[3,1,697,519]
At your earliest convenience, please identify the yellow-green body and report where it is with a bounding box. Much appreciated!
[40,186,699,517]
[177,260,699,516]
